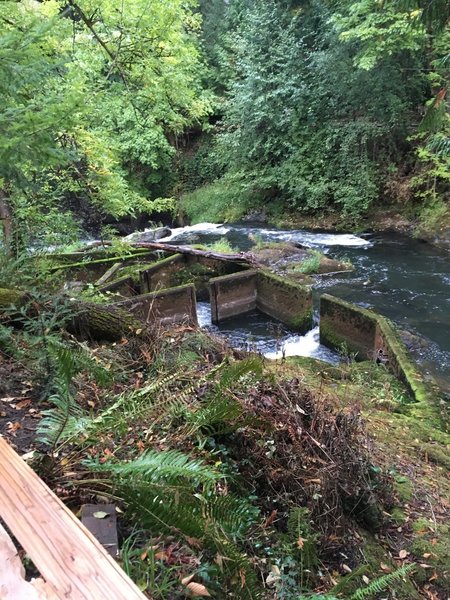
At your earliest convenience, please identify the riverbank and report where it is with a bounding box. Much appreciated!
[1,241,449,598]
[259,206,450,250]
[1,317,449,599]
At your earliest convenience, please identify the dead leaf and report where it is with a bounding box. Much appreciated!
[266,565,281,586]
[93,511,109,519]
[186,582,211,597]
[7,421,21,434]
[297,537,307,549]
[423,553,432,559]
[15,399,31,410]
[362,575,370,584]
[185,536,203,549]
[399,549,408,559]
[342,564,352,573]
[154,551,168,561]
[21,451,35,462]
[181,573,196,586]
[263,509,278,528]
[380,563,391,573]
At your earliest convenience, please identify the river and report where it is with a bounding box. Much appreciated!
[156,223,450,392]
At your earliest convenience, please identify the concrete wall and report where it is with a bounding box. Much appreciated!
[256,272,313,333]
[320,294,378,360]
[139,254,184,293]
[98,275,137,297]
[118,284,197,327]
[210,271,258,323]
[208,269,312,332]
[319,293,442,406]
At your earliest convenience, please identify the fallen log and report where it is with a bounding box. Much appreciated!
[0,288,146,343]
[67,301,146,342]
[0,288,28,309]
[87,240,257,265]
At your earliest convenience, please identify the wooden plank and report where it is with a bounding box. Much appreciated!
[95,262,122,286]
[0,438,146,600]
[0,522,56,599]
[81,504,118,557]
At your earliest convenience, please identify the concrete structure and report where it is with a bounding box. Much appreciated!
[319,293,443,406]
[210,270,258,322]
[256,271,312,332]
[139,254,185,293]
[209,270,313,333]
[119,284,197,327]
[98,275,137,297]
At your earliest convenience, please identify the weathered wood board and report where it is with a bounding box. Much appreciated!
[0,437,145,600]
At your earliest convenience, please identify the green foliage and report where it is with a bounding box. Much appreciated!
[211,0,427,220]
[120,531,183,597]
[0,0,211,246]
[347,563,415,600]
[180,176,260,223]
[86,447,262,597]
[295,251,323,275]
[206,238,237,254]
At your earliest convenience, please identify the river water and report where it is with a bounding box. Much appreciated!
[157,223,450,391]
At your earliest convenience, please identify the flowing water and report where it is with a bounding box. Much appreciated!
[156,223,449,390]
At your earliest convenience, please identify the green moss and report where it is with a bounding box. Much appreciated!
[319,319,347,354]
[410,522,450,592]
[287,307,313,331]
[172,263,216,289]
[358,533,421,599]
[393,474,414,503]
[390,507,407,525]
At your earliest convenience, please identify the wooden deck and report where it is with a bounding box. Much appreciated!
[0,437,146,599]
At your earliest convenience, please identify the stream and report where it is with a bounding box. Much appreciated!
[156,223,450,392]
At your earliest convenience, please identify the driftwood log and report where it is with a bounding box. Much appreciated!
[0,288,146,342]
[87,240,257,265]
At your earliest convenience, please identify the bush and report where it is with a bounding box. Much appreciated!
[180,176,261,223]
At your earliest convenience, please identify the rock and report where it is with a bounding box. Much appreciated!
[125,227,171,243]
[241,210,268,224]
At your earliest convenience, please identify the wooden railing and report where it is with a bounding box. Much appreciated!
[0,437,146,599]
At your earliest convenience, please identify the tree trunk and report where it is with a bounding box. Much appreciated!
[0,190,13,256]
[0,288,147,342]
[67,301,146,342]
[87,240,257,265]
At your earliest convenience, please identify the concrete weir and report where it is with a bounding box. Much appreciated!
[319,293,443,407]
[209,270,313,333]
[118,284,197,327]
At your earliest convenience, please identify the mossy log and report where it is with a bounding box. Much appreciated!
[89,240,257,265]
[67,301,146,342]
[0,288,28,309]
[0,288,146,342]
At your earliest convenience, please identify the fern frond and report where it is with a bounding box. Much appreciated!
[216,357,263,392]
[185,395,243,435]
[86,449,222,488]
[204,493,260,539]
[37,393,88,447]
[48,338,113,386]
[348,563,415,600]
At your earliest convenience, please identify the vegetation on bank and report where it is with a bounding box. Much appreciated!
[0,1,449,597]
[1,249,449,598]
[0,0,449,254]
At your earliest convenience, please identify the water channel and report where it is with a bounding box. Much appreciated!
[158,223,450,392]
